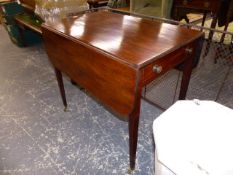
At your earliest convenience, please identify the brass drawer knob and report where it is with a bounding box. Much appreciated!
[153,65,163,74]
[185,47,193,55]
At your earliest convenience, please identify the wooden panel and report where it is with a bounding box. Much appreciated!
[15,15,42,34]
[42,27,138,117]
[19,0,35,11]
[173,0,219,11]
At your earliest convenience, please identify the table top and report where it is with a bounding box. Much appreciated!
[43,9,202,69]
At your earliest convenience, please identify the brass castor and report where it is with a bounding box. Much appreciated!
[127,167,134,174]
[64,106,68,112]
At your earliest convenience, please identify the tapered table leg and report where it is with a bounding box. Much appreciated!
[54,68,67,110]
[128,89,142,171]
[179,54,194,100]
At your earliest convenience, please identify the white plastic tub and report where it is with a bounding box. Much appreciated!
[153,100,233,175]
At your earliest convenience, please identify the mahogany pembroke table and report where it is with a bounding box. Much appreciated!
[42,9,203,171]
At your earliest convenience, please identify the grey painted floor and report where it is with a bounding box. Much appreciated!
[0,26,162,175]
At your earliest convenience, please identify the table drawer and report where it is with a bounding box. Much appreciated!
[142,45,194,86]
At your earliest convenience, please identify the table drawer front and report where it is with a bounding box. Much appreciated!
[142,45,194,86]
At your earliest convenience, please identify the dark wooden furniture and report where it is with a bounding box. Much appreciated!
[14,0,42,46]
[0,0,16,24]
[87,0,130,10]
[219,0,233,43]
[42,9,203,170]
[172,0,221,31]
[18,0,35,13]
[15,14,42,34]
[87,0,108,8]
[171,0,233,56]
